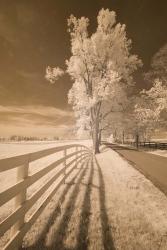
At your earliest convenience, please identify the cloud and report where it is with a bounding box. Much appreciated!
[0,105,75,137]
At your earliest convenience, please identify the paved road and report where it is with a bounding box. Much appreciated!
[104,143,167,195]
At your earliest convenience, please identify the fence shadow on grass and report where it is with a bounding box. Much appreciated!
[46,157,91,250]
[94,156,116,250]
[75,156,94,250]
[22,154,115,250]
[22,156,90,250]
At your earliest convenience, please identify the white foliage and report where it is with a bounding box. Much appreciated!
[134,79,167,139]
[97,8,116,32]
[45,9,142,140]
[142,79,167,113]
[66,9,141,121]
[45,66,64,83]
[145,43,167,84]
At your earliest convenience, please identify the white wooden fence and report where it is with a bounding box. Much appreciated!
[0,144,91,250]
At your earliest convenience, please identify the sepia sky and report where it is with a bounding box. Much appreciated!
[0,0,167,137]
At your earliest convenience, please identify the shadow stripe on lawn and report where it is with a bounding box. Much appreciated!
[95,156,116,250]
[22,156,90,250]
[46,156,91,249]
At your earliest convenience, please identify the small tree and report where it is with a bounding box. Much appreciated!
[142,80,167,112]
[134,104,156,144]
[46,8,142,153]
[139,44,167,141]
[134,80,167,143]
[144,43,167,85]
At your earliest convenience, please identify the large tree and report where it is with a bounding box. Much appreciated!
[46,8,142,153]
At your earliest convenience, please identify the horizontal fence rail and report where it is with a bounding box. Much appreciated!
[0,144,91,250]
[129,141,167,149]
[102,140,167,150]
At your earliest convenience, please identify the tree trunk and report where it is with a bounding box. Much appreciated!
[98,129,102,145]
[114,129,117,142]
[122,130,125,144]
[91,114,100,154]
[92,124,100,154]
[90,104,101,154]
[94,136,100,154]
[135,133,139,149]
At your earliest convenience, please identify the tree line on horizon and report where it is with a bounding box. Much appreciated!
[0,135,60,142]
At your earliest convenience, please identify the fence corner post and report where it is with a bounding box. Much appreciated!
[11,155,29,243]
[81,146,83,160]
[75,146,78,167]
[64,148,67,184]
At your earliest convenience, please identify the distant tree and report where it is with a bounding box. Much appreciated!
[143,80,167,112]
[135,44,167,143]
[144,43,167,85]
[134,103,156,143]
[53,136,59,140]
[134,79,167,143]
[99,109,129,143]
[46,8,142,153]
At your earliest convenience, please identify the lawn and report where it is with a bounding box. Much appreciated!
[0,142,167,249]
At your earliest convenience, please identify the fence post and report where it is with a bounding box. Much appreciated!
[81,146,84,161]
[64,148,67,184]
[11,156,29,240]
[75,146,78,168]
